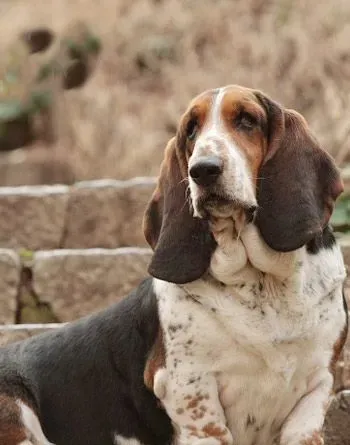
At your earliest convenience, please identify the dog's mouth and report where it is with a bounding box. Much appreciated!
[196,192,257,221]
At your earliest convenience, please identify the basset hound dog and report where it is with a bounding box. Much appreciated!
[0,85,347,445]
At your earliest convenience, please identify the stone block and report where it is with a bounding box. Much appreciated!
[0,185,69,250]
[0,249,20,324]
[63,178,156,248]
[32,247,152,321]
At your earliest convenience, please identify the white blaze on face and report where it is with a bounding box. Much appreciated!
[188,87,257,218]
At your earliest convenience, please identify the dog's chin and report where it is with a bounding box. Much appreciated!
[202,201,234,219]
[194,194,233,219]
[194,193,257,223]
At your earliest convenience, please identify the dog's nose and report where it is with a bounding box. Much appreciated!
[189,156,223,187]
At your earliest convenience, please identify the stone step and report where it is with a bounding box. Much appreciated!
[0,177,156,250]
[32,247,152,322]
[0,247,152,324]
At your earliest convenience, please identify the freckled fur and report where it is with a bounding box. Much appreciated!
[154,227,346,445]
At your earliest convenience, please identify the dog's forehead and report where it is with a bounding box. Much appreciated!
[187,85,263,117]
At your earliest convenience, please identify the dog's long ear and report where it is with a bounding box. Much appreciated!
[143,138,215,284]
[254,92,343,252]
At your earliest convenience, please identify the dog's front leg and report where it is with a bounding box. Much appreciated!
[279,369,333,445]
[154,368,233,445]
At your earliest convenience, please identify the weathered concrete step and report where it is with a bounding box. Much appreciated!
[32,247,152,321]
[0,247,152,324]
[0,185,68,250]
[0,177,156,250]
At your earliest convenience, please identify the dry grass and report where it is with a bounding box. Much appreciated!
[1,0,350,179]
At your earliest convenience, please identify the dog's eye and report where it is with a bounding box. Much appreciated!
[187,118,198,141]
[236,111,258,131]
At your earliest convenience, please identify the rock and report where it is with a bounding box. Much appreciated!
[119,179,156,246]
[63,178,156,248]
[0,184,69,250]
[58,21,102,89]
[32,247,152,321]
[21,28,54,54]
[0,250,20,324]
[324,390,350,445]
[0,114,34,152]
[340,237,350,275]
[343,328,350,390]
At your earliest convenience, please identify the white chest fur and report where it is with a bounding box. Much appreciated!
[153,243,346,445]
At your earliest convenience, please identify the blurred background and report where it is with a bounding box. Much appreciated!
[1,0,350,182]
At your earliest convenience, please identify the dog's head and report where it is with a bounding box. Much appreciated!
[143,85,343,284]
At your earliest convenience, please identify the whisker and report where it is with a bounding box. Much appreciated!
[247,174,270,181]
[178,177,189,185]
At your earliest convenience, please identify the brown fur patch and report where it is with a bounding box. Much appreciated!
[143,328,166,391]
[221,87,268,186]
[0,393,27,445]
[300,431,324,445]
[186,394,205,409]
[202,421,230,445]
[144,134,216,283]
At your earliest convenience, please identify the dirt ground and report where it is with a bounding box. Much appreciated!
[1,0,350,180]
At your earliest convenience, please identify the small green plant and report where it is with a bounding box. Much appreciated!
[331,192,350,234]
[18,248,34,261]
